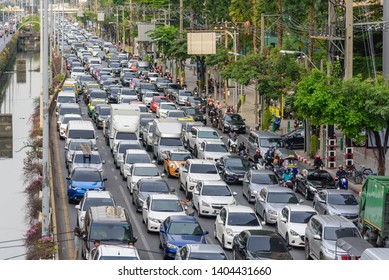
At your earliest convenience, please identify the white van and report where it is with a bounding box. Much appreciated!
[65,120,97,149]
[56,91,77,112]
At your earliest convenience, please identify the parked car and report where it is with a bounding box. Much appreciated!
[159,215,208,259]
[313,189,359,224]
[294,169,336,200]
[282,128,305,149]
[276,204,316,247]
[232,229,293,260]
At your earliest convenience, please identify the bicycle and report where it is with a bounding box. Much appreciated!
[346,164,376,184]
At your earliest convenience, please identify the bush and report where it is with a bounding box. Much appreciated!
[262,108,273,130]
[310,134,319,159]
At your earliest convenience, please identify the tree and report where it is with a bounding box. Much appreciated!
[294,71,389,175]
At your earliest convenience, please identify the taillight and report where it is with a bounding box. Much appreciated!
[340,255,351,260]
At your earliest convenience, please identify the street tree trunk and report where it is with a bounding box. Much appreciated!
[373,129,389,176]
[308,0,314,62]
[277,0,283,47]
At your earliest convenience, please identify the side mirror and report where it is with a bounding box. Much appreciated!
[102,160,106,164]
[192,134,196,138]
[151,160,156,164]
[181,168,188,173]
[170,189,176,193]
[56,112,59,116]
[299,198,304,204]
[280,217,287,223]
[218,220,224,224]
[203,231,209,235]
[287,245,293,251]
[96,136,99,140]
[75,205,80,210]
[74,227,82,237]
[133,237,138,243]
[318,198,325,204]
[232,192,237,196]
[313,234,321,240]
[103,178,108,181]
[258,197,265,202]
[66,177,70,180]
[194,191,200,195]
[219,136,223,140]
[161,173,165,177]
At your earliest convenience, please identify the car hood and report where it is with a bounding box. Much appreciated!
[131,175,162,183]
[203,152,231,160]
[287,222,308,236]
[72,163,103,171]
[167,234,206,247]
[202,196,235,205]
[70,180,103,189]
[190,174,222,181]
[225,167,248,175]
[328,204,359,215]
[309,180,336,188]
[248,251,293,260]
[168,161,185,169]
[228,225,262,235]
[138,191,169,201]
[159,146,185,152]
[226,120,245,126]
[266,203,293,212]
[250,183,279,192]
[150,211,186,222]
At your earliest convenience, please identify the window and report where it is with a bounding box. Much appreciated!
[266,192,299,204]
[289,211,316,224]
[125,154,151,164]
[228,212,260,227]
[205,143,228,153]
[190,164,218,174]
[115,132,137,141]
[167,222,203,235]
[159,137,183,146]
[170,153,192,161]
[133,167,159,176]
[251,173,279,185]
[72,170,102,182]
[247,236,288,253]
[150,199,184,212]
[324,227,361,241]
[328,194,358,205]
[201,185,232,196]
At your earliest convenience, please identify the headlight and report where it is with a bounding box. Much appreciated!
[252,190,258,195]
[290,229,299,236]
[201,201,210,207]
[80,216,85,222]
[189,177,199,183]
[268,209,278,216]
[71,185,79,190]
[225,228,234,236]
[94,187,104,191]
[149,218,161,223]
[225,170,235,176]
[166,243,178,249]
[324,247,335,255]
[124,165,131,170]
[328,210,340,216]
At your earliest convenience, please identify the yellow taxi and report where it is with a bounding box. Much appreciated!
[177,117,195,122]
[59,79,77,93]
[162,149,193,178]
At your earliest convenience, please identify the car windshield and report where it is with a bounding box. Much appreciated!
[247,236,288,253]
[121,89,136,95]
[154,97,167,103]
[161,104,177,110]
[150,199,183,212]
[74,154,102,164]
[267,192,299,204]
[159,138,183,146]
[225,158,251,169]
[116,132,137,140]
[60,107,80,116]
[133,167,159,176]
[324,227,361,241]
[111,63,120,68]
[140,182,169,193]
[73,68,84,73]
[62,116,82,124]
[260,138,285,148]
[186,108,197,115]
[168,111,186,118]
[72,170,101,181]
[202,185,231,196]
[289,211,316,223]
[167,222,203,235]
[190,164,218,174]
[125,154,150,164]
[91,100,106,107]
[251,173,279,184]
[57,96,76,103]
[170,153,192,161]
[90,223,132,241]
[308,172,334,182]
[91,91,107,99]
[225,114,243,122]
[145,92,159,97]
[99,108,111,116]
[188,252,227,260]
[179,91,192,96]
[197,131,219,139]
[205,143,228,153]
[328,194,358,205]
[118,144,141,153]
[142,84,155,90]
[68,130,94,139]
[228,212,260,226]
[82,198,115,211]
[169,84,181,89]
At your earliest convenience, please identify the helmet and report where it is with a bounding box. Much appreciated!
[338,165,343,170]
[315,155,320,159]
[240,142,245,146]
[256,149,260,154]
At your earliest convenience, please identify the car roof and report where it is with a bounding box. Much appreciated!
[313,214,357,227]
[185,244,225,254]
[72,150,100,156]
[225,205,255,213]
[250,169,277,175]
[84,190,112,199]
[187,159,217,165]
[195,126,218,131]
[169,215,198,222]
[201,180,229,186]
[149,193,179,200]
[285,204,315,212]
[321,189,355,195]
[263,186,295,193]
[170,149,191,154]
[125,149,148,154]
[132,163,157,168]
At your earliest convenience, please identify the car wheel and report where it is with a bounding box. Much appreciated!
[159,241,163,249]
[68,197,72,204]
[305,242,312,260]
[247,191,251,203]
[197,204,202,217]
[263,212,268,225]
[194,146,198,158]
[132,196,135,205]
[285,233,290,246]
[178,180,183,191]
[146,219,150,233]
[319,252,324,260]
[232,249,236,260]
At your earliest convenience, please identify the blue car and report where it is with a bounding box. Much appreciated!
[159,215,208,259]
[67,167,107,203]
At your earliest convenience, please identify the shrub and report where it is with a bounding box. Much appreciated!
[262,108,273,130]
[310,134,319,159]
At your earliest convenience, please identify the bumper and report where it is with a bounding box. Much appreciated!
[266,211,278,224]
[168,167,179,177]
[163,246,178,259]
[199,204,224,216]
[186,181,197,193]
[147,219,162,232]
[289,233,305,247]
[224,234,234,249]
[226,126,246,134]
[223,173,244,184]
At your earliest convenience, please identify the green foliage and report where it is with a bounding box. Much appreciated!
[147,25,179,59]
[205,48,229,68]
[262,108,273,130]
[309,134,319,159]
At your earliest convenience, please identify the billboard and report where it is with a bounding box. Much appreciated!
[137,23,155,42]
[97,13,105,22]
[187,33,216,55]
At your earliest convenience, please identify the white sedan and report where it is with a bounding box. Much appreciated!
[214,205,262,249]
[127,163,163,194]
[193,180,237,217]
[276,204,317,247]
[156,102,178,118]
[142,193,187,232]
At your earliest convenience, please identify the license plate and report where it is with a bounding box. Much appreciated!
[238,178,244,181]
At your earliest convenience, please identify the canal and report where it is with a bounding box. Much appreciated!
[0,51,41,260]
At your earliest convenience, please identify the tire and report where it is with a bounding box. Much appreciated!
[305,242,312,260]
[285,233,290,246]
[179,180,183,191]
[194,146,198,158]
[354,175,363,184]
[159,241,163,249]
[132,196,135,205]
[232,250,236,260]
[197,204,202,217]
[222,235,227,249]
[214,225,217,239]
[319,252,324,260]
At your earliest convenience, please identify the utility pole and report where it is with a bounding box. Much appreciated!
[42,0,50,238]
[179,0,183,38]
[40,0,43,128]
[384,0,389,79]
[252,0,257,52]
[344,0,353,80]
[61,0,64,73]
[116,6,119,44]
[122,6,125,50]
[259,14,265,126]
[130,0,133,53]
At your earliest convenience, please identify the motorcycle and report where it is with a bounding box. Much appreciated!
[228,137,238,153]
[336,176,349,190]
[281,179,294,189]
[272,117,281,131]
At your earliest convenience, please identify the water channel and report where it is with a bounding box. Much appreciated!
[0,51,41,260]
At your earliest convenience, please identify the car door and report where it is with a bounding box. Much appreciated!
[234,231,248,260]
[310,219,323,259]
[160,217,170,248]
[314,191,327,214]
[142,196,151,223]
[192,182,202,210]
[256,188,268,218]
[215,208,227,241]
[278,207,288,239]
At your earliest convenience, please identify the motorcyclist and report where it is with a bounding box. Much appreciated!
[282,168,294,181]
[265,146,275,166]
[215,100,222,109]
[253,149,263,164]
[238,142,247,157]
[313,155,324,170]
[336,165,347,179]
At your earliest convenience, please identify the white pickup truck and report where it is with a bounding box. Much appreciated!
[186,126,222,158]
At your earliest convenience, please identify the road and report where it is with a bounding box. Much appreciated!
[0,31,15,53]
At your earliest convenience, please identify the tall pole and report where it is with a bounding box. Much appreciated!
[259,14,265,127]
[40,0,43,128]
[233,29,237,111]
[122,6,125,50]
[61,0,64,73]
[384,0,389,79]
[252,0,257,52]
[179,0,183,38]
[49,0,53,85]
[344,0,353,80]
[116,6,119,45]
[42,0,50,238]
[130,0,133,53]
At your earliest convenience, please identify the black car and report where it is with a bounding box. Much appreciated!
[132,179,173,212]
[282,128,305,149]
[186,96,206,108]
[232,230,293,260]
[94,105,111,129]
[155,78,170,92]
[216,155,252,184]
[181,107,206,124]
[107,86,122,104]
[219,113,246,134]
[110,62,121,77]
[294,169,336,200]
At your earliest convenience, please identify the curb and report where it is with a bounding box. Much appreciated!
[295,152,313,167]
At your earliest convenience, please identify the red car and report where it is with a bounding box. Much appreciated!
[150,96,168,113]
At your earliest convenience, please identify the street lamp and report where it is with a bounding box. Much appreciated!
[280,50,318,70]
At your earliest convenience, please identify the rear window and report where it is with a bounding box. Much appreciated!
[190,164,217,174]
[60,107,81,116]
[68,129,95,139]
[115,132,137,141]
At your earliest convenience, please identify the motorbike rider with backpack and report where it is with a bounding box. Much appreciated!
[265,146,275,168]
[228,129,238,152]
[314,155,324,170]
